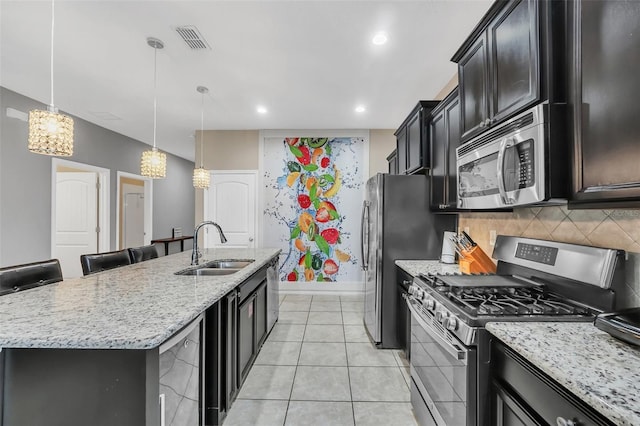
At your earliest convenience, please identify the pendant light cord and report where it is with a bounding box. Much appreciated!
[50,0,55,107]
[152,45,158,150]
[200,92,205,168]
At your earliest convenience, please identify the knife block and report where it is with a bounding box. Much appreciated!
[459,246,496,274]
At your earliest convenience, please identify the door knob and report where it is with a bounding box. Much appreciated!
[249,237,254,242]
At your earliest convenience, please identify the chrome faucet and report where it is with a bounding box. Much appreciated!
[191,221,228,265]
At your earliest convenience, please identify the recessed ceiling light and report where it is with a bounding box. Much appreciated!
[257,106,267,114]
[355,105,366,113]
[372,32,388,45]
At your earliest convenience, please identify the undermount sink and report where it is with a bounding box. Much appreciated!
[203,260,254,269]
[178,268,241,276]
[175,259,254,276]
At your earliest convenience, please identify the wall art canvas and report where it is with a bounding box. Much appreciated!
[263,136,366,284]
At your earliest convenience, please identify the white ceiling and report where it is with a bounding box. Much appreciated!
[0,0,492,162]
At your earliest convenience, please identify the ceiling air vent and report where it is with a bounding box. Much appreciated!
[174,25,211,50]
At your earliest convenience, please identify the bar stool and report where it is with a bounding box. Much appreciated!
[128,245,159,263]
[0,259,63,296]
[80,250,132,276]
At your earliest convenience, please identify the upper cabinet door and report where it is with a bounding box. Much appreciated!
[445,95,461,209]
[488,0,539,124]
[570,0,640,206]
[406,113,422,174]
[454,0,547,144]
[395,127,407,175]
[429,108,447,210]
[459,34,489,141]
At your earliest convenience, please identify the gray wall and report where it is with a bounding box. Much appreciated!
[0,87,195,266]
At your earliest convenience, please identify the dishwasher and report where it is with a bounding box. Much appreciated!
[159,314,204,426]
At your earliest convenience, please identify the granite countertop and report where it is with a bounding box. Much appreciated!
[487,322,640,426]
[395,259,460,277]
[0,248,280,350]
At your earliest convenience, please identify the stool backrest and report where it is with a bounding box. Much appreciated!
[0,259,63,296]
[128,245,159,264]
[80,250,132,276]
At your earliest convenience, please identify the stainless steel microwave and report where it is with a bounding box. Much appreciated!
[456,103,567,209]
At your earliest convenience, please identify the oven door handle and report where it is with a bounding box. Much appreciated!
[405,295,467,361]
[497,137,516,205]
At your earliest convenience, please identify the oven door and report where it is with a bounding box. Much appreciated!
[407,297,476,426]
[456,105,546,209]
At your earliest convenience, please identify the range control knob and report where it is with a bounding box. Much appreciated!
[444,317,458,331]
[424,298,436,310]
[435,311,444,322]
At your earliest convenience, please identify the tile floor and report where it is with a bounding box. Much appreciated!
[223,294,419,426]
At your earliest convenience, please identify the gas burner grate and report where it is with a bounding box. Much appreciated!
[420,273,592,317]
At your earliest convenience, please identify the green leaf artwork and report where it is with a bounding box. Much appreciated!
[315,234,330,256]
[289,145,303,158]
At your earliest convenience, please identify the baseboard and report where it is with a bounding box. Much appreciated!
[279,281,364,295]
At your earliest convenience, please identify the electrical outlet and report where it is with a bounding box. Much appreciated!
[489,230,497,246]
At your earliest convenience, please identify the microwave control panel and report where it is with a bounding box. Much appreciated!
[515,140,534,189]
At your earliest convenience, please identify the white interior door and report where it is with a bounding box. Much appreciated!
[55,172,98,278]
[123,187,145,248]
[204,171,257,248]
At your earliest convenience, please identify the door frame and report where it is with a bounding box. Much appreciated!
[203,170,259,247]
[116,171,153,249]
[50,158,110,257]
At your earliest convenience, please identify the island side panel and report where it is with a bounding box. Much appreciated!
[2,348,157,426]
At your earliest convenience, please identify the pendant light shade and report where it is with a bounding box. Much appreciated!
[193,85,210,189]
[193,167,210,188]
[141,37,167,179]
[28,0,74,156]
[141,147,167,178]
[28,107,74,156]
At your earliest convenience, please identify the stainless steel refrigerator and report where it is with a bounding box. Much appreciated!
[361,173,456,348]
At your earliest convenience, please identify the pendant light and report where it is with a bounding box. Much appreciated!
[140,37,167,179]
[28,0,74,156]
[193,86,210,189]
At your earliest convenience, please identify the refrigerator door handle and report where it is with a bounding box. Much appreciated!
[361,201,370,271]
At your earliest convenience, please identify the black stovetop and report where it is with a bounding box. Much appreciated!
[419,273,594,318]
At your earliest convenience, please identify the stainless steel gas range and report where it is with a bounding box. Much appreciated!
[405,235,625,426]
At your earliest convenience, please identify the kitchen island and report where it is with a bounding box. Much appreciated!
[487,322,640,426]
[0,247,280,426]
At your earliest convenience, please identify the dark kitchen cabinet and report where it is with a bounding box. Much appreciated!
[458,34,489,141]
[394,101,439,174]
[453,0,542,142]
[568,0,640,208]
[430,88,461,211]
[491,339,614,426]
[396,126,408,174]
[237,273,268,384]
[386,149,398,175]
[238,293,255,382]
[204,291,237,425]
[256,280,267,347]
[204,265,270,425]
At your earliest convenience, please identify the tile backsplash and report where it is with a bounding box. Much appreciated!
[459,205,640,309]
